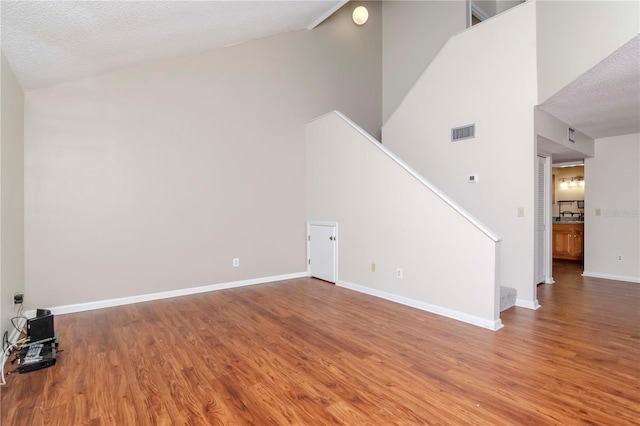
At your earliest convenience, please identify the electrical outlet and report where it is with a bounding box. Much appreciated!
[371,263,376,272]
[617,255,623,262]
[13,293,24,305]
[396,268,403,279]
[233,258,240,267]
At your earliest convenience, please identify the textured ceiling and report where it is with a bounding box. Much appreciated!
[2,0,636,147]
[0,0,346,91]
[539,35,640,141]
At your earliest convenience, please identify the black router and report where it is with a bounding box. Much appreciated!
[17,343,57,373]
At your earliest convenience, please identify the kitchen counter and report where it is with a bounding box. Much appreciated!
[553,216,584,223]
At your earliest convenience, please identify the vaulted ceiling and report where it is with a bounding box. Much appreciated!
[0,0,346,91]
[1,0,636,154]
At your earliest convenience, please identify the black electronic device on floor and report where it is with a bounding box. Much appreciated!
[17,340,57,373]
[27,309,55,345]
[17,308,59,373]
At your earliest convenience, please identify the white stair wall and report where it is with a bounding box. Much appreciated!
[307,111,502,330]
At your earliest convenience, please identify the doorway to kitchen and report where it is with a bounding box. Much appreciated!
[551,163,585,269]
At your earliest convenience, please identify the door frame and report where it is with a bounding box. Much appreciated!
[307,221,338,282]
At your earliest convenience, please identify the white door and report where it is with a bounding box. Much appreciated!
[309,224,336,283]
[535,156,547,284]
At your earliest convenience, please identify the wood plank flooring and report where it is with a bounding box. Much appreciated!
[2,260,639,425]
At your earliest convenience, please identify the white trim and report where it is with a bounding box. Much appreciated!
[306,1,348,29]
[582,271,640,284]
[552,160,584,168]
[1,318,27,380]
[471,2,491,21]
[24,272,308,317]
[7,320,25,343]
[312,111,501,243]
[337,280,503,331]
[544,278,555,284]
[516,298,541,310]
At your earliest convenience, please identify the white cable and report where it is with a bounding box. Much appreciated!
[1,339,27,385]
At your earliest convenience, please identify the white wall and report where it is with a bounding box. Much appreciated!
[584,134,640,282]
[307,111,501,329]
[496,1,525,14]
[382,0,466,123]
[475,1,525,17]
[536,0,640,103]
[23,3,382,310]
[382,2,539,307]
[535,108,594,158]
[474,1,498,18]
[1,52,25,338]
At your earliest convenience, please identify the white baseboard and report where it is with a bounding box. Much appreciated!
[516,298,541,310]
[1,318,27,381]
[7,321,25,345]
[337,280,503,331]
[25,272,308,318]
[582,271,640,283]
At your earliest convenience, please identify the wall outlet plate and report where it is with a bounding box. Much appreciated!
[233,258,240,267]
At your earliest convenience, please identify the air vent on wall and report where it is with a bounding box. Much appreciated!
[451,124,475,142]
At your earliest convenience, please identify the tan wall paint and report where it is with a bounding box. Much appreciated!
[23,3,382,309]
[553,165,584,217]
[1,52,25,338]
[382,0,466,123]
[584,134,640,282]
[307,112,500,328]
[383,2,539,305]
[536,0,640,103]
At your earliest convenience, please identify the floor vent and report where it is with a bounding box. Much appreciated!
[451,124,475,142]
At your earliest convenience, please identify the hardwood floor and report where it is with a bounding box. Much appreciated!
[2,261,638,425]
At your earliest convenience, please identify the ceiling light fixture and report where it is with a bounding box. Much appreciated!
[352,5,368,25]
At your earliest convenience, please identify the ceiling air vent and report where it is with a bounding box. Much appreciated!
[451,124,475,142]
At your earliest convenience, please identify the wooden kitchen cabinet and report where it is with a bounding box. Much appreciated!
[553,223,584,260]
